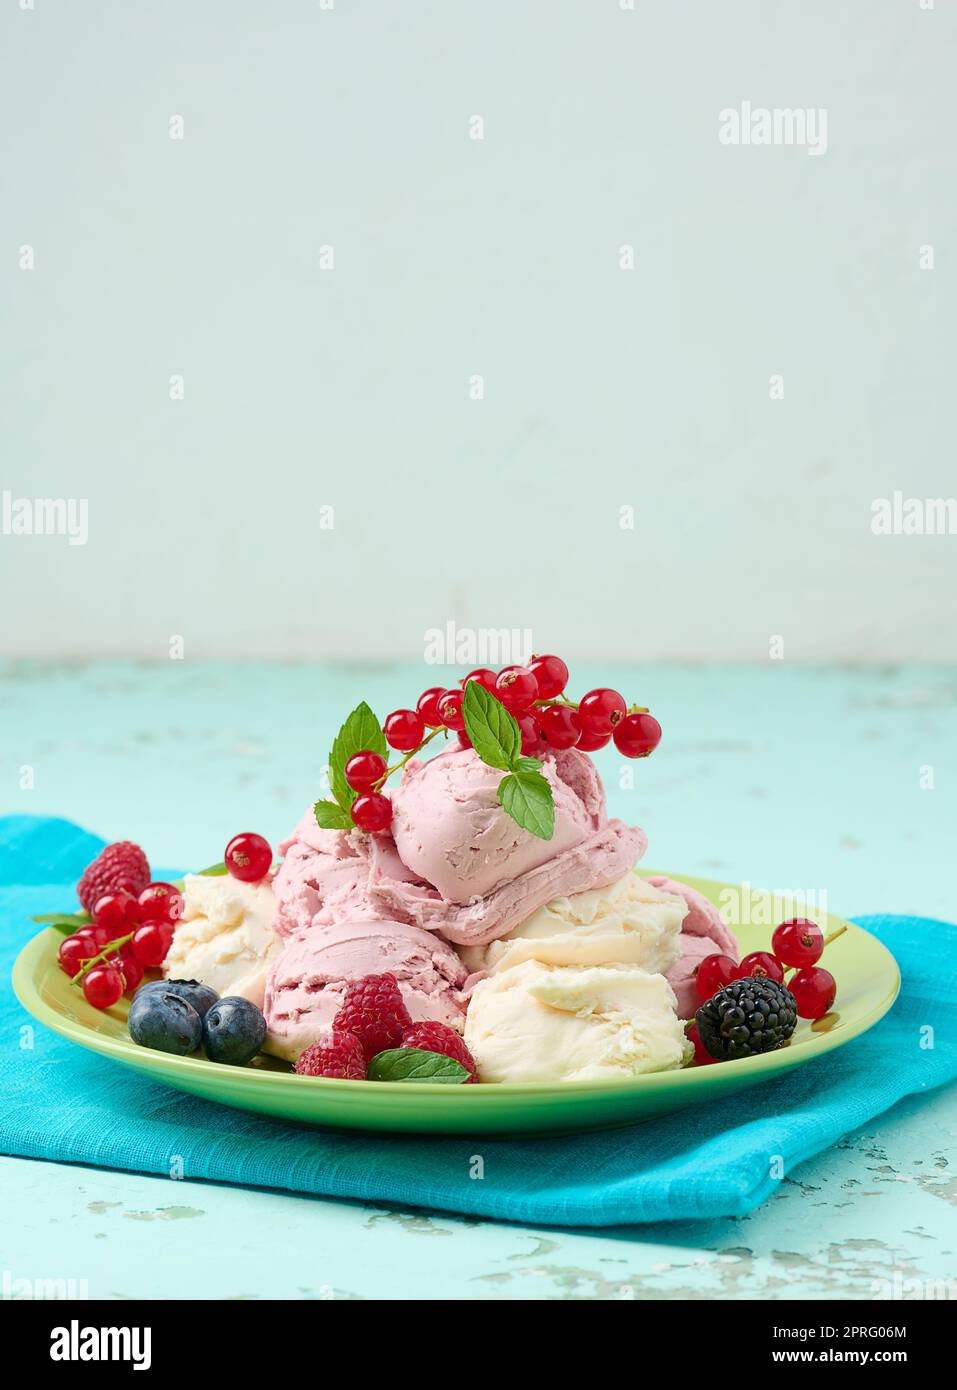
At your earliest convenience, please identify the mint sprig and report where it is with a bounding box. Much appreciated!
[368,1047,470,1083]
[312,701,389,831]
[462,681,555,840]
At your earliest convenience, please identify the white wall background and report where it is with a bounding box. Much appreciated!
[1,0,955,663]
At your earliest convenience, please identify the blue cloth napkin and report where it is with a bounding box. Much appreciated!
[2,814,955,1228]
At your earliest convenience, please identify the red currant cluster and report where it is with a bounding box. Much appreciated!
[58,881,184,1009]
[689,917,841,1064]
[60,832,274,1011]
[342,655,662,833]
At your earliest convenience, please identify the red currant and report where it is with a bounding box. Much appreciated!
[437,689,466,731]
[131,920,174,967]
[351,791,393,834]
[58,933,97,978]
[494,666,539,713]
[688,1022,717,1065]
[416,687,446,728]
[528,654,568,700]
[82,963,125,1010]
[771,918,824,969]
[575,728,611,752]
[76,924,110,952]
[789,966,836,1019]
[577,687,627,736]
[137,882,184,925]
[384,708,425,752]
[539,705,581,749]
[118,945,144,992]
[344,750,388,792]
[463,668,497,692]
[613,712,662,759]
[736,950,785,984]
[93,891,140,936]
[695,952,737,1001]
[516,714,545,756]
[224,832,272,882]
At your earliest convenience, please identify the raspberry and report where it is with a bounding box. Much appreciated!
[77,841,150,913]
[402,1021,478,1082]
[295,1031,367,1080]
[332,972,412,1062]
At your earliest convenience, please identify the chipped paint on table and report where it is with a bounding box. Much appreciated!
[2,662,956,1299]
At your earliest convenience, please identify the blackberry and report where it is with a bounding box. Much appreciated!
[695,977,797,1061]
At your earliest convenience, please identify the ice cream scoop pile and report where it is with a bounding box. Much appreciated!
[147,659,751,1079]
[253,644,745,1078]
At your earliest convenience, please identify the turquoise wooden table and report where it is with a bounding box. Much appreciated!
[3,662,956,1299]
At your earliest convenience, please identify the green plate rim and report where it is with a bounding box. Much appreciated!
[11,876,901,1105]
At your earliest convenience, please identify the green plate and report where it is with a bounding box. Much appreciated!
[12,874,899,1136]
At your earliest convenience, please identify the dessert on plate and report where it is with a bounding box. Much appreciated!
[48,654,841,1083]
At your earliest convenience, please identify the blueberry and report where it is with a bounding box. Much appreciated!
[128,990,203,1055]
[138,978,219,1018]
[202,996,266,1066]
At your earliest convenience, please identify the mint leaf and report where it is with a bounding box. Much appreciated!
[32,911,91,935]
[330,702,387,813]
[313,799,354,831]
[196,861,228,876]
[498,770,555,840]
[462,680,521,771]
[367,1047,470,1083]
[515,756,543,773]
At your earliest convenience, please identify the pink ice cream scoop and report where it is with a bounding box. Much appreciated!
[262,918,467,1062]
[271,822,381,937]
[390,746,603,901]
[272,747,646,949]
[646,875,739,1017]
[378,746,645,945]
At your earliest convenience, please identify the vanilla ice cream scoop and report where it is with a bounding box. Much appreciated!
[459,872,687,977]
[164,873,281,1008]
[464,959,693,1083]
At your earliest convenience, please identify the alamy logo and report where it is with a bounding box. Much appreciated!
[1,1270,88,1300]
[871,491,957,536]
[1,489,88,546]
[423,623,533,666]
[719,101,828,156]
[716,881,829,928]
[49,1320,151,1371]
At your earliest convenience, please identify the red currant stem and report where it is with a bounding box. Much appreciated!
[375,724,447,789]
[533,697,649,716]
[70,932,135,988]
[780,926,847,983]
